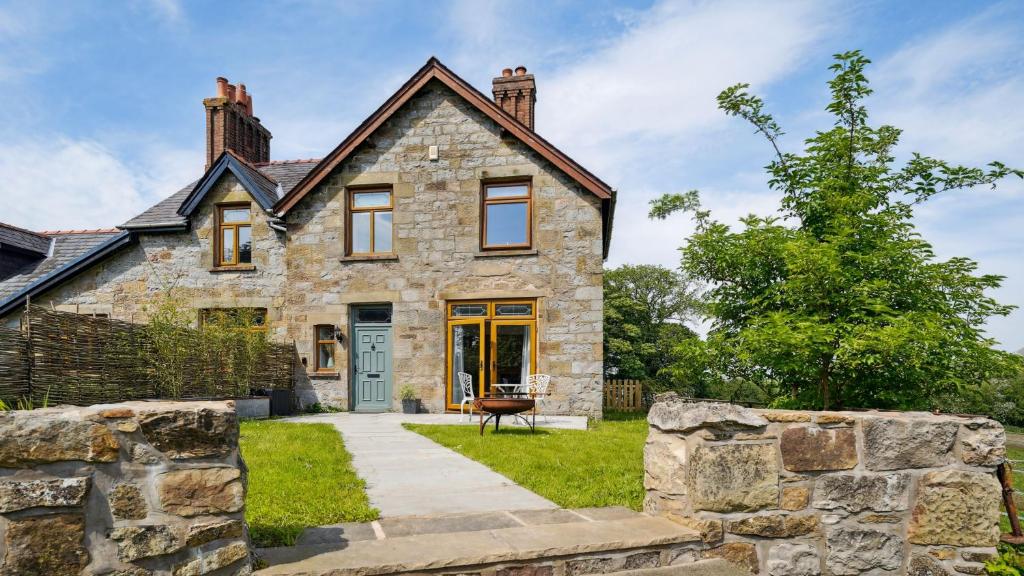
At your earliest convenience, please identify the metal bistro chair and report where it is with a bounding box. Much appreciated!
[526,374,551,421]
[458,372,476,421]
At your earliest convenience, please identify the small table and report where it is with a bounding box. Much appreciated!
[492,383,525,397]
[474,397,536,435]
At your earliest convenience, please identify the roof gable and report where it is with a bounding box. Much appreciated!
[274,57,614,215]
[179,150,280,217]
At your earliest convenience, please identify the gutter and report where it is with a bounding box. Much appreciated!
[0,231,136,317]
[120,222,189,233]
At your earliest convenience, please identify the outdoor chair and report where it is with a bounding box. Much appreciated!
[526,374,551,421]
[458,372,476,421]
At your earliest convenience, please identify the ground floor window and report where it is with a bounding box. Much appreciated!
[446,299,536,411]
[315,325,336,372]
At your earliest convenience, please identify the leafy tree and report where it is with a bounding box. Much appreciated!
[651,51,1022,410]
[603,264,699,388]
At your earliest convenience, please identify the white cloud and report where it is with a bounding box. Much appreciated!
[540,0,834,175]
[132,0,185,27]
[870,4,1024,350]
[0,137,198,231]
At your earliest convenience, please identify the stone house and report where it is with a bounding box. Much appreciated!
[0,59,616,416]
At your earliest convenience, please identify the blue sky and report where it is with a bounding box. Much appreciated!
[1,0,1021,350]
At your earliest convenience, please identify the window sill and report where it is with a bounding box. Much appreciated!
[474,249,538,258]
[308,371,340,378]
[340,254,399,263]
[209,265,256,272]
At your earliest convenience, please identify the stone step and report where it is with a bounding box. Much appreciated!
[254,514,710,576]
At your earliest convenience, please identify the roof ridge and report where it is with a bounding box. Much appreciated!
[255,158,322,166]
[38,228,121,236]
[224,149,278,184]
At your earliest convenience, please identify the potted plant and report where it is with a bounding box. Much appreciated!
[399,385,419,414]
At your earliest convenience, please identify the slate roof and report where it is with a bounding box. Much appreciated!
[120,159,319,230]
[0,231,123,302]
[0,222,51,255]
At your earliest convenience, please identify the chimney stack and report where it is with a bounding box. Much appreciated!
[492,65,536,130]
[203,77,272,169]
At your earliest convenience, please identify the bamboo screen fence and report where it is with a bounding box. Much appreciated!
[0,306,295,406]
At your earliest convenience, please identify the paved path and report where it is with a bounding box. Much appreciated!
[282,413,576,517]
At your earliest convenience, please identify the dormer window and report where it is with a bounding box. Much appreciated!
[217,204,252,266]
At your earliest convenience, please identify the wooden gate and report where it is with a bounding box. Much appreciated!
[604,378,644,411]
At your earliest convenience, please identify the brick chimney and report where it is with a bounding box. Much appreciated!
[203,77,271,169]
[492,65,536,130]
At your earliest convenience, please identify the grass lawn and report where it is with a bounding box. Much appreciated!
[404,412,648,510]
[240,420,378,547]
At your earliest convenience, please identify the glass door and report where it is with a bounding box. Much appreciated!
[447,318,484,410]
[490,320,534,396]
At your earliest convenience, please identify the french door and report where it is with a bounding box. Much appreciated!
[446,300,536,411]
[448,318,484,410]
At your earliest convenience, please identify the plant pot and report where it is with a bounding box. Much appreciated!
[234,396,271,419]
[401,399,419,414]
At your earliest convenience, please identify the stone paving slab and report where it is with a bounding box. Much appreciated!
[378,511,522,537]
[509,508,590,525]
[295,522,378,547]
[280,413,559,517]
[256,516,702,575]
[574,506,643,521]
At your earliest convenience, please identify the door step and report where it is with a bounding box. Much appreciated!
[254,508,748,576]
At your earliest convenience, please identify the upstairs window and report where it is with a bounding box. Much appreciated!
[482,181,531,250]
[348,188,393,255]
[217,204,252,266]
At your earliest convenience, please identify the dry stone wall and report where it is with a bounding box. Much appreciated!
[0,401,249,576]
[643,397,1006,575]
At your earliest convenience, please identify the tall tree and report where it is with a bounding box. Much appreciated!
[603,264,699,386]
[650,51,1022,410]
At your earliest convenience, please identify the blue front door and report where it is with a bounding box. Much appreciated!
[352,325,392,412]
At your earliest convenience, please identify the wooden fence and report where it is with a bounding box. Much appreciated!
[0,305,295,407]
[604,378,645,411]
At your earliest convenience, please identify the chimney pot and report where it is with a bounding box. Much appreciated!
[246,94,253,116]
[216,77,228,98]
[502,68,513,78]
[237,84,248,110]
[226,83,236,102]
[515,66,527,76]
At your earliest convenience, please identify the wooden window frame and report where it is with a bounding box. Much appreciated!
[215,203,253,267]
[346,187,394,256]
[481,179,532,251]
[314,324,337,373]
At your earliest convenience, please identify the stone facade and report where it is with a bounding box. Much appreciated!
[6,79,605,416]
[643,398,1006,575]
[0,400,248,575]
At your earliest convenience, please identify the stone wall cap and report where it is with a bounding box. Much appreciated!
[648,399,768,433]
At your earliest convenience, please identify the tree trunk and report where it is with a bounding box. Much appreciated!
[819,354,833,410]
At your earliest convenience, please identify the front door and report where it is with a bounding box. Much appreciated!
[352,324,392,412]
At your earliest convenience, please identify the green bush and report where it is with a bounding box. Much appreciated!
[987,543,1024,575]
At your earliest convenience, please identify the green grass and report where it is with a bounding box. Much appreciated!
[404,411,649,510]
[240,421,378,547]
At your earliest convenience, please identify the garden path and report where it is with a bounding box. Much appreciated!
[281,412,586,517]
